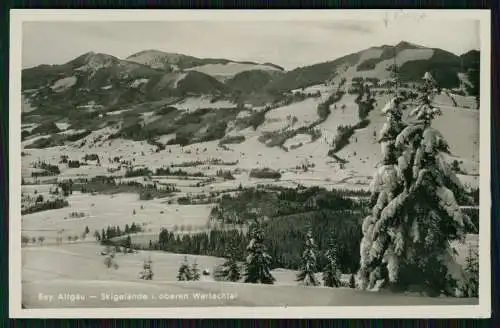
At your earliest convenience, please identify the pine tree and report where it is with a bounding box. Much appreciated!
[104,248,118,269]
[177,256,192,281]
[323,233,341,288]
[140,257,153,280]
[221,242,242,282]
[460,248,479,297]
[124,235,132,249]
[84,226,90,235]
[357,72,475,295]
[191,260,201,281]
[296,229,319,286]
[244,221,275,284]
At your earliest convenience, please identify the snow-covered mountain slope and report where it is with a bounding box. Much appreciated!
[126,49,283,79]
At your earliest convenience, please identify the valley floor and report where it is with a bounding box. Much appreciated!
[22,243,478,308]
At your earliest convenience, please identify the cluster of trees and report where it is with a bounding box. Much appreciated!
[67,160,81,168]
[329,118,371,154]
[58,180,74,196]
[125,167,152,178]
[210,186,359,225]
[216,170,235,180]
[355,85,376,120]
[32,161,60,176]
[21,198,69,215]
[235,106,272,131]
[317,90,345,121]
[218,135,246,145]
[146,138,166,152]
[75,176,177,198]
[68,211,86,218]
[155,166,205,177]
[31,122,60,135]
[21,235,46,246]
[165,220,359,288]
[96,222,143,244]
[176,257,201,281]
[249,168,281,180]
[331,125,356,153]
[295,162,316,172]
[83,154,100,162]
[151,205,361,277]
[65,130,92,142]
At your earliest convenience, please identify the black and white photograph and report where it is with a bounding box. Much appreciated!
[9,10,491,318]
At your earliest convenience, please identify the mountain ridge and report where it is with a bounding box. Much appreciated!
[21,41,480,122]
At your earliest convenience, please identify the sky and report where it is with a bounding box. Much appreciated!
[22,18,480,70]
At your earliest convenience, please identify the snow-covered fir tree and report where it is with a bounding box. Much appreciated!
[460,247,479,297]
[323,233,341,288]
[244,221,275,284]
[177,256,192,281]
[191,259,201,281]
[221,242,242,282]
[140,257,153,280]
[358,72,475,296]
[297,229,320,286]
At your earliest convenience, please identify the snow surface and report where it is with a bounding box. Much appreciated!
[130,79,149,88]
[22,243,478,308]
[51,76,77,92]
[172,97,236,111]
[55,122,71,131]
[22,192,212,243]
[259,98,322,133]
[186,62,280,78]
[57,129,87,136]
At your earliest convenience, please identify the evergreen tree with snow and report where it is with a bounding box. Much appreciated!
[123,235,132,249]
[177,256,192,281]
[323,233,341,288]
[297,229,320,286]
[140,257,153,280]
[357,72,475,296]
[190,259,201,281]
[244,221,275,284]
[221,242,242,282]
[460,248,479,297]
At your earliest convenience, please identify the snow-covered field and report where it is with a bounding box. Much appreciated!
[22,192,213,244]
[318,93,362,141]
[172,97,237,111]
[22,243,478,308]
[259,98,322,133]
[51,76,78,92]
[186,62,280,78]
